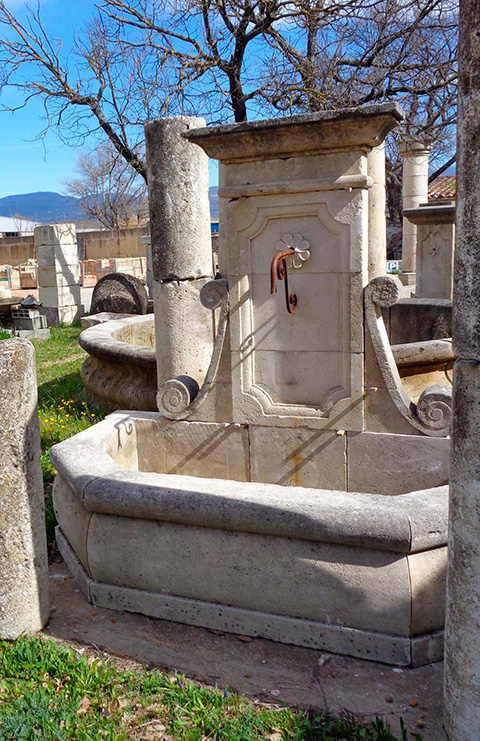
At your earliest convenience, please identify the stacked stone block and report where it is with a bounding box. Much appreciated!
[35,223,84,325]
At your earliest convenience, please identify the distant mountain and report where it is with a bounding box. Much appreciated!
[0,192,89,223]
[0,187,220,224]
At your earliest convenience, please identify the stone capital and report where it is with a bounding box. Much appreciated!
[398,138,432,158]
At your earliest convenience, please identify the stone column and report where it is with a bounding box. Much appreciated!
[144,117,214,413]
[36,223,84,325]
[398,138,431,281]
[444,0,480,737]
[367,143,387,280]
[0,339,50,638]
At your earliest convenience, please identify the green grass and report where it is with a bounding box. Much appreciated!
[0,637,418,740]
[31,324,105,543]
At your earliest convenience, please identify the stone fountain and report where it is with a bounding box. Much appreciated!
[52,104,451,666]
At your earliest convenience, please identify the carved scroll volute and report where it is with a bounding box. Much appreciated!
[365,275,452,437]
[157,279,229,420]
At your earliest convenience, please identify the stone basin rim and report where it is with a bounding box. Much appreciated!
[79,315,155,369]
[50,410,448,555]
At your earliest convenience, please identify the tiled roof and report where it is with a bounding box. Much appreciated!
[428,175,456,201]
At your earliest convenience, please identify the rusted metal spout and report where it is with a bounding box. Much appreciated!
[270,248,297,314]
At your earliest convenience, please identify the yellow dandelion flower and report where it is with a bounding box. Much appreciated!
[91,413,95,417]
[44,419,49,424]
[65,414,70,418]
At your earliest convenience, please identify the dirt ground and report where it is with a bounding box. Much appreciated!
[44,558,447,740]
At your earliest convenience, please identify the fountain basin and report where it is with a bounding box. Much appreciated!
[80,315,156,412]
[51,410,447,667]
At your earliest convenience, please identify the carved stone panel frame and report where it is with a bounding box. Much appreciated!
[227,190,367,430]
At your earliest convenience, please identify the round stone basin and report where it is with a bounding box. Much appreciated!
[51,410,448,668]
[79,315,156,412]
[79,314,454,413]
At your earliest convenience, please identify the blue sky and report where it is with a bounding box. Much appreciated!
[0,0,96,198]
[0,0,219,199]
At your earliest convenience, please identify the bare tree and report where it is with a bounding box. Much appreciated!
[0,0,458,181]
[66,142,147,229]
[0,1,154,180]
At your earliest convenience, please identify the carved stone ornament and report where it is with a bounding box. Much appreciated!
[157,279,229,420]
[276,233,311,269]
[365,275,452,437]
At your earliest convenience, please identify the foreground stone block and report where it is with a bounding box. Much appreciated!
[134,417,250,481]
[39,284,82,308]
[249,425,346,490]
[36,243,79,268]
[0,339,49,638]
[347,431,450,494]
[38,265,81,288]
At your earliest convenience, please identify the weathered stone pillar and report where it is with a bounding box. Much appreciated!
[367,143,387,280]
[399,139,431,280]
[144,117,214,413]
[444,0,480,737]
[403,203,455,299]
[0,339,50,638]
[36,223,84,325]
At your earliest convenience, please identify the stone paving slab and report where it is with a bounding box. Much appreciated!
[44,559,446,740]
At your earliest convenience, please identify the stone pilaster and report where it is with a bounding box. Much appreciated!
[367,142,387,280]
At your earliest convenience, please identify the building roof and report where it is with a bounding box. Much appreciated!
[0,215,36,233]
[428,175,456,201]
